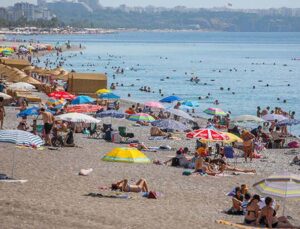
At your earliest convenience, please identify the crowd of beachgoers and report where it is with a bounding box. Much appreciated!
[0,40,300,229]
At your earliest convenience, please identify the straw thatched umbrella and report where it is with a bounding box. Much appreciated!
[19,76,42,86]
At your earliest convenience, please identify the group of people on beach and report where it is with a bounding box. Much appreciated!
[229,185,296,228]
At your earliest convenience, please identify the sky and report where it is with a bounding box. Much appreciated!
[1,0,300,9]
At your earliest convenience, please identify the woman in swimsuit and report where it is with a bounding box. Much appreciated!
[244,194,261,225]
[258,197,295,228]
[111,178,149,193]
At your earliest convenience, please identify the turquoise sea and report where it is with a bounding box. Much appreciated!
[7,32,300,135]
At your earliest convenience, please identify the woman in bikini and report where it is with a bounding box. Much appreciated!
[111,178,149,193]
[258,197,295,228]
[244,194,261,225]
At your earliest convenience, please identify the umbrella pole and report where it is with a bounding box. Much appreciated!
[11,150,16,179]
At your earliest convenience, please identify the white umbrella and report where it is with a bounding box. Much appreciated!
[232,115,264,123]
[262,114,288,122]
[8,82,35,90]
[0,92,12,100]
[166,108,194,121]
[56,112,101,123]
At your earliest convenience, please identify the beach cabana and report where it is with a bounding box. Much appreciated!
[102,147,150,163]
[67,73,107,96]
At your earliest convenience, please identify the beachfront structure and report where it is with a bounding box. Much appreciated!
[67,73,107,96]
[0,58,31,70]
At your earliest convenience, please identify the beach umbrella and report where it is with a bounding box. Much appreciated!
[95,110,125,119]
[182,100,199,107]
[102,147,150,163]
[96,88,111,94]
[98,92,120,99]
[262,114,288,122]
[152,119,189,132]
[204,107,227,116]
[144,101,164,109]
[8,82,35,90]
[253,173,300,215]
[17,106,54,118]
[46,98,66,107]
[0,130,44,147]
[166,108,194,121]
[221,132,243,143]
[276,119,300,126]
[160,95,182,103]
[56,112,100,123]
[128,113,155,122]
[232,115,264,124]
[0,92,12,100]
[71,95,95,105]
[48,91,75,100]
[65,104,103,113]
[186,129,230,142]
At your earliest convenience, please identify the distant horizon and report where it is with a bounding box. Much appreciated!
[1,0,300,9]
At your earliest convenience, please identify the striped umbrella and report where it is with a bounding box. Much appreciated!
[262,114,288,122]
[152,119,188,132]
[186,129,230,142]
[95,110,125,119]
[0,130,44,147]
[128,113,155,122]
[253,173,300,215]
[204,107,227,116]
[276,119,300,126]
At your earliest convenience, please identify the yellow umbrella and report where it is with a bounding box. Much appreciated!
[102,147,150,163]
[222,132,243,143]
[96,88,111,94]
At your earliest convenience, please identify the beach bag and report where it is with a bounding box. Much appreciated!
[182,170,192,176]
[148,191,158,199]
[288,141,300,148]
[171,157,180,167]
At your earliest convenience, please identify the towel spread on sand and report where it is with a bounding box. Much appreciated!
[0,179,28,183]
[86,192,131,199]
[216,220,257,229]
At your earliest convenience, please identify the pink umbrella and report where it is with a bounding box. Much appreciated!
[144,101,164,109]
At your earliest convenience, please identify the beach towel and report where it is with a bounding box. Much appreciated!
[0,179,28,183]
[288,141,300,148]
[148,136,166,141]
[85,192,131,199]
[216,220,257,229]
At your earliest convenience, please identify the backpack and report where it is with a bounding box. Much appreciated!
[171,157,180,167]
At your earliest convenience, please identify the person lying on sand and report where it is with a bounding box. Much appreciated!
[111,179,149,193]
[193,156,224,176]
[205,158,256,173]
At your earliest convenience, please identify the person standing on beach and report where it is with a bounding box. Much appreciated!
[241,130,255,162]
[40,108,55,146]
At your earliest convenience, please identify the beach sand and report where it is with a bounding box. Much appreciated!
[0,99,300,229]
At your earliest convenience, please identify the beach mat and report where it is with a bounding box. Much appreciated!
[216,220,259,229]
[0,179,28,183]
[85,192,131,199]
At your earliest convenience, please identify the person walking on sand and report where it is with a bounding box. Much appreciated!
[39,108,55,145]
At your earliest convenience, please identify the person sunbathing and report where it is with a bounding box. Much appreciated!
[193,156,224,176]
[244,194,261,225]
[206,158,256,173]
[230,187,244,215]
[111,179,149,193]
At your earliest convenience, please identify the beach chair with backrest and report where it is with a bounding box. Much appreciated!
[224,146,237,167]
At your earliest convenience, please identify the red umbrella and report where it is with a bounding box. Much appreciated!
[48,91,75,100]
[66,104,103,113]
[186,129,229,142]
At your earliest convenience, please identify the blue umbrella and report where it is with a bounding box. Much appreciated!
[96,110,125,119]
[17,106,53,118]
[71,95,95,105]
[152,119,188,132]
[99,93,120,99]
[160,95,182,103]
[17,106,40,118]
[276,119,300,126]
[182,100,199,107]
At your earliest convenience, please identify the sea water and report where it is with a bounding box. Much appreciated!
[7,32,300,135]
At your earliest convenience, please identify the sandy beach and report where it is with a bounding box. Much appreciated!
[0,97,300,229]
